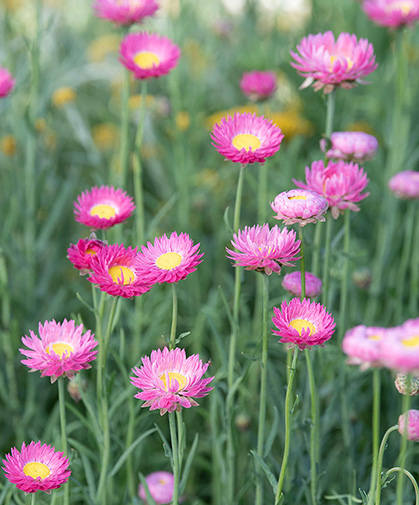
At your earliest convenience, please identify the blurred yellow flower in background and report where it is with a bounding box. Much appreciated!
[129,94,155,110]
[206,105,258,129]
[87,34,120,62]
[52,87,76,108]
[92,124,117,150]
[176,111,190,132]
[268,109,314,139]
[346,121,376,136]
[0,136,17,156]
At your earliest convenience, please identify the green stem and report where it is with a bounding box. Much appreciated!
[170,283,178,350]
[125,392,136,499]
[257,161,268,223]
[338,210,351,342]
[321,217,332,308]
[311,224,323,278]
[31,493,36,505]
[325,90,336,139]
[58,379,70,505]
[169,412,180,505]
[409,204,419,317]
[299,228,306,300]
[117,66,131,187]
[397,386,411,505]
[384,468,419,505]
[368,369,381,502]
[372,425,399,505]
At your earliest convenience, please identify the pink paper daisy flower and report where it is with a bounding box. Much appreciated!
[282,271,322,298]
[20,319,98,383]
[0,67,15,98]
[388,170,419,199]
[290,31,378,93]
[2,441,71,494]
[398,410,419,441]
[88,244,152,298]
[130,347,214,415]
[379,318,419,374]
[93,0,159,26]
[120,32,181,80]
[74,185,135,230]
[135,232,203,285]
[272,298,335,350]
[67,235,106,274]
[321,131,378,162]
[271,189,329,227]
[342,325,389,369]
[239,71,277,101]
[293,159,370,219]
[226,224,300,275]
[363,0,419,28]
[138,471,174,504]
[211,113,284,165]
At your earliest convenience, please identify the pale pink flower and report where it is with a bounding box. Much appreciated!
[20,320,98,383]
[398,410,419,441]
[294,159,370,219]
[211,113,284,165]
[388,170,419,199]
[272,298,335,350]
[379,319,419,374]
[138,471,174,504]
[282,271,322,298]
[290,31,378,93]
[226,224,300,275]
[0,67,15,98]
[67,235,106,273]
[395,373,419,396]
[93,0,159,26]
[342,325,389,369]
[120,32,181,80]
[363,0,419,28]
[322,131,378,162]
[271,189,329,226]
[239,71,277,101]
[2,442,71,494]
[130,347,214,415]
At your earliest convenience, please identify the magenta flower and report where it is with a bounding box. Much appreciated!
[271,189,329,226]
[239,71,277,101]
[138,471,174,504]
[395,373,419,396]
[2,442,70,494]
[282,271,322,298]
[272,298,335,350]
[388,170,419,199]
[88,244,152,298]
[226,224,300,275]
[322,131,378,162]
[120,32,181,80]
[363,0,419,28]
[67,236,106,274]
[93,0,159,25]
[20,320,98,383]
[74,185,135,230]
[211,112,284,165]
[398,410,419,441]
[379,319,419,374]
[0,67,15,98]
[342,325,389,369]
[294,159,370,219]
[290,31,378,93]
[130,347,214,415]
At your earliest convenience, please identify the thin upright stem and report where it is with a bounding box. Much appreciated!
[397,388,411,505]
[325,90,336,139]
[299,228,306,300]
[58,379,70,505]
[321,217,332,308]
[311,224,322,278]
[338,210,351,342]
[170,283,178,350]
[117,66,131,187]
[409,204,419,317]
[31,493,36,505]
[369,369,381,500]
[169,412,180,505]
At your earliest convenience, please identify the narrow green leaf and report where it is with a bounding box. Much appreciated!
[250,450,278,494]
[180,434,199,495]
[138,473,158,505]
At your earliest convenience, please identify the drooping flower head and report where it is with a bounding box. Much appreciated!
[74,185,135,230]
[226,224,300,275]
[135,232,203,285]
[342,325,389,369]
[93,0,159,26]
[20,320,98,383]
[239,71,277,101]
[120,32,181,80]
[362,0,419,28]
[67,235,106,274]
[321,131,378,162]
[211,112,284,164]
[398,410,419,441]
[2,442,71,494]
[294,159,370,219]
[379,318,419,374]
[272,298,335,350]
[130,347,214,415]
[395,373,419,396]
[271,189,329,227]
[290,31,378,93]
[88,244,152,298]
[388,170,419,199]
[0,67,15,98]
[282,271,322,298]
[138,471,174,504]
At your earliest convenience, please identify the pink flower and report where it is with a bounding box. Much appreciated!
[211,113,284,165]
[342,325,389,369]
[120,32,181,80]
[363,0,419,28]
[130,347,214,415]
[379,318,419,374]
[271,189,329,226]
[322,131,378,162]
[388,170,419,199]
[93,0,159,26]
[282,271,322,298]
[67,235,106,273]
[88,244,152,298]
[2,442,71,494]
[239,71,277,101]
[0,67,15,98]
[74,185,135,230]
[290,31,378,93]
[138,471,174,504]
[226,224,300,275]
[272,298,335,350]
[20,320,98,383]
[398,410,419,441]
[293,159,370,219]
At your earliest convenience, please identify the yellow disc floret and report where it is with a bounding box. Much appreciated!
[46,342,74,358]
[289,318,316,336]
[232,133,261,151]
[134,51,160,69]
[90,204,116,219]
[156,252,182,270]
[159,372,188,391]
[108,266,135,285]
[23,462,51,480]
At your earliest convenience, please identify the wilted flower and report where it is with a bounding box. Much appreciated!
[271,189,328,226]
[282,271,322,298]
[239,71,277,101]
[321,131,378,162]
[388,170,419,199]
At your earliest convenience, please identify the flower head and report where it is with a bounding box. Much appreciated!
[271,189,329,226]
[294,159,370,219]
[290,31,378,93]
[388,170,419,199]
[74,185,135,230]
[322,131,378,162]
[211,112,284,164]
[135,232,203,285]
[226,224,300,275]
[363,0,419,28]
[282,271,322,298]
[2,441,71,494]
[379,318,419,374]
[395,373,419,396]
[138,471,174,504]
[20,320,98,383]
[272,298,335,350]
[0,67,15,98]
[239,71,277,101]
[130,347,214,415]
[398,410,419,441]
[67,235,106,274]
[342,325,389,369]
[120,32,181,80]
[93,0,159,25]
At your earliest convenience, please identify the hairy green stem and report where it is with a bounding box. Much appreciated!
[170,283,178,350]
[385,468,419,504]
[58,379,70,505]
[169,412,180,505]
[372,425,399,505]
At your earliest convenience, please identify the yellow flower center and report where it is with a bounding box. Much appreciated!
[330,55,354,70]
[85,248,97,256]
[108,265,135,285]
[368,335,381,341]
[134,51,160,69]
[159,372,188,391]
[388,1,411,15]
[288,195,307,200]
[402,336,419,348]
[289,318,316,336]
[23,462,51,480]
[156,252,183,270]
[46,342,74,358]
[90,204,116,219]
[232,133,261,151]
